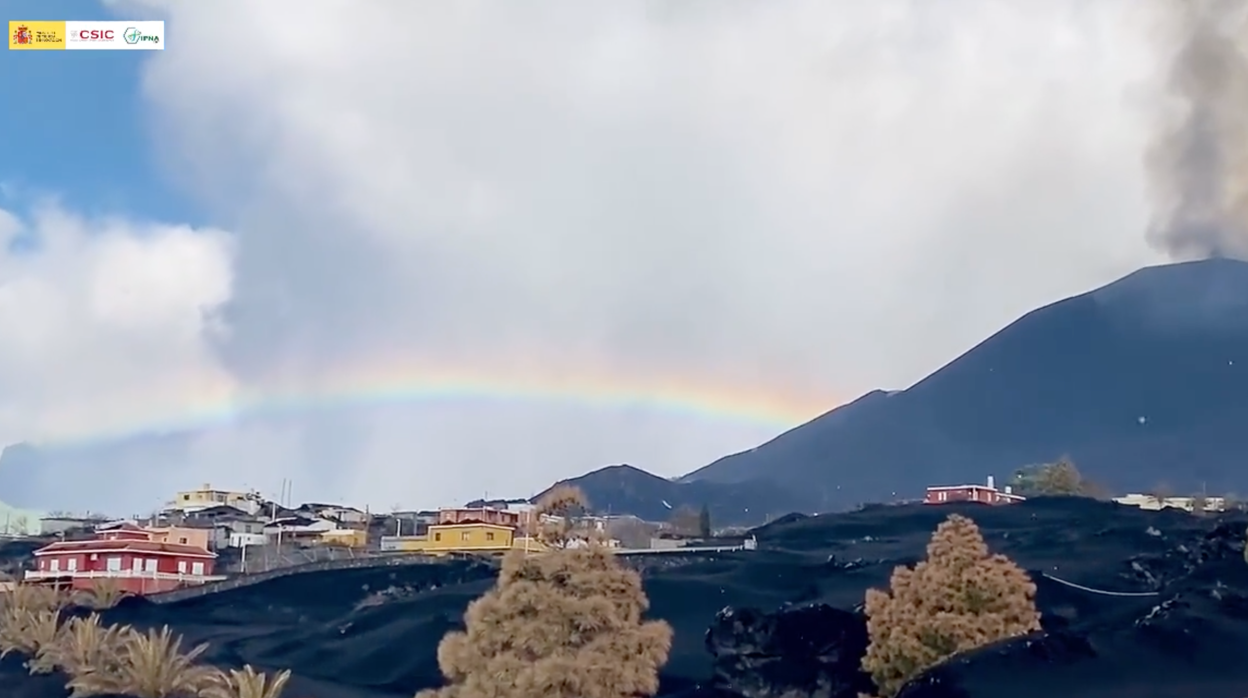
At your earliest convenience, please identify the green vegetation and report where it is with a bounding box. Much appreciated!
[1010,456,1103,497]
[860,513,1041,697]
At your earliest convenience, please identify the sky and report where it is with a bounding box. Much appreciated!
[0,0,1217,515]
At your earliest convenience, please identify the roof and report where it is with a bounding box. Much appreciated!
[430,522,515,531]
[94,520,146,532]
[34,539,216,558]
[926,484,1026,499]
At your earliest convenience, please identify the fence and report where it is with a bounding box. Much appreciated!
[216,542,363,575]
[147,551,465,604]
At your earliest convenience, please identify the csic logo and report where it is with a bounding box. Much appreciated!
[11,24,32,45]
[77,29,114,40]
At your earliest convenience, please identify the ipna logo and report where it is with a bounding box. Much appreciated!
[123,26,158,44]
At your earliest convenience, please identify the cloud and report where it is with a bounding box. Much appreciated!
[0,201,235,510]
[16,0,1185,512]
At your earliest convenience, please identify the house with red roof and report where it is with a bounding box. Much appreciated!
[24,520,224,594]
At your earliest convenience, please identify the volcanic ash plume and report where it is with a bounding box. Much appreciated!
[1146,0,1248,260]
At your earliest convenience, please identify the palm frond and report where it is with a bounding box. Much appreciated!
[38,613,132,677]
[204,664,293,698]
[67,625,217,698]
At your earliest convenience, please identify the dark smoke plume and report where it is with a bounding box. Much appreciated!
[1146,0,1248,260]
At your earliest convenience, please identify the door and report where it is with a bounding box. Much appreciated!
[177,560,188,574]
[144,558,158,573]
[49,558,60,572]
[132,558,143,573]
[66,557,77,572]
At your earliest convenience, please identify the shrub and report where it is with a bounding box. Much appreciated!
[67,625,218,698]
[418,544,673,698]
[0,608,62,673]
[860,514,1041,697]
[73,578,131,610]
[37,613,132,678]
[204,664,292,698]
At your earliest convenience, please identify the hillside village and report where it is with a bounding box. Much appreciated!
[0,482,755,596]
[1,464,1236,600]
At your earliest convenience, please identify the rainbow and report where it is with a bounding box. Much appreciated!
[34,361,835,450]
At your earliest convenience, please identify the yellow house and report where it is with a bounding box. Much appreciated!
[172,484,257,513]
[390,522,540,555]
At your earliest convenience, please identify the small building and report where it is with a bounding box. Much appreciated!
[263,516,339,544]
[924,476,1026,505]
[320,528,369,548]
[438,507,522,527]
[170,484,262,515]
[38,516,102,537]
[382,522,534,555]
[144,525,213,551]
[1112,494,1226,512]
[298,503,369,526]
[24,521,223,594]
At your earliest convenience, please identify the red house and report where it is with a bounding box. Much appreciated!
[925,476,1026,506]
[24,521,224,595]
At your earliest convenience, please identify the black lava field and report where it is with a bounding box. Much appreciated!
[5,497,1248,698]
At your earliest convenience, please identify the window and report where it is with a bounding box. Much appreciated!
[461,531,471,542]
[434,532,442,541]
[106,557,122,572]
[182,494,190,501]
[66,558,77,572]
[191,561,205,575]
[90,553,98,560]
[177,561,188,574]
[133,558,144,572]
[178,537,188,544]
[144,559,158,573]
[49,558,60,572]
[485,532,495,541]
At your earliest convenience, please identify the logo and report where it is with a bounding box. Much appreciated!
[75,29,114,41]
[122,26,157,44]
[8,21,66,49]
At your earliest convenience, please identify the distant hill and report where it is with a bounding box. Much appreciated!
[680,258,1248,512]
[534,464,818,526]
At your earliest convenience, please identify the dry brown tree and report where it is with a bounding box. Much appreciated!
[418,544,673,698]
[203,664,293,698]
[861,514,1040,698]
[67,625,218,698]
[531,484,593,547]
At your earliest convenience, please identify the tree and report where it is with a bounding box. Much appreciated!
[418,545,673,698]
[861,514,1041,697]
[698,504,712,538]
[1032,456,1085,495]
[531,484,592,547]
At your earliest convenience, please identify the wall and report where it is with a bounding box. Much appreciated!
[146,526,212,550]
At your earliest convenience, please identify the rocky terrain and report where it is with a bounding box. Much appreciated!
[5,496,1247,697]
